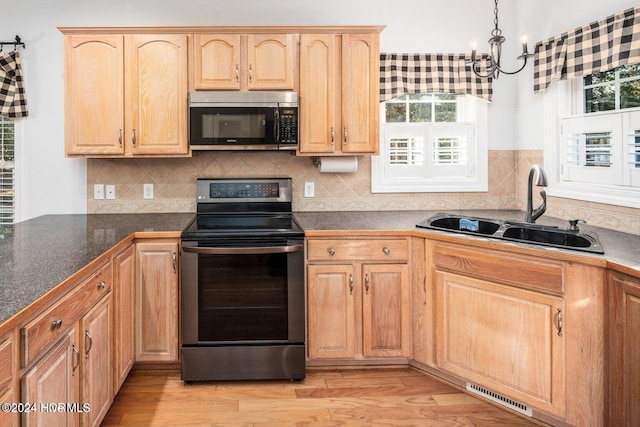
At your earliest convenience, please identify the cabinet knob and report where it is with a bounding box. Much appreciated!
[383,247,390,255]
[51,319,63,330]
[327,248,335,255]
[97,281,106,290]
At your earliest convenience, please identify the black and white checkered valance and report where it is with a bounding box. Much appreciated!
[380,53,493,102]
[534,5,640,94]
[0,50,28,118]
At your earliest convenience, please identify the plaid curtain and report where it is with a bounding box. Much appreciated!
[534,5,640,93]
[380,53,493,102]
[0,50,28,118]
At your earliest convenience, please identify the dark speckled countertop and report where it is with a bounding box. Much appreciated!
[2,210,639,327]
[0,213,194,325]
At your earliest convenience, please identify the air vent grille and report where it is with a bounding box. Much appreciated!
[465,382,533,417]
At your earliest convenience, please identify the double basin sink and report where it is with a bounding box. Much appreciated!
[417,213,604,254]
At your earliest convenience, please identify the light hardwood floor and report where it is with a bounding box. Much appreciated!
[102,367,545,426]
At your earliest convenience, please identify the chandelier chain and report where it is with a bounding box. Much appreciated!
[492,0,501,37]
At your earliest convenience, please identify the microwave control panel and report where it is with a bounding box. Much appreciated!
[279,108,298,144]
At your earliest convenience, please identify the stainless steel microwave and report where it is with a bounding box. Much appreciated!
[189,91,298,151]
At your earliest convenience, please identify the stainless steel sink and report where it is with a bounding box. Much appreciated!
[417,213,604,254]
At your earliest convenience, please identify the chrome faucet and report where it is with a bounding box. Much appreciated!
[525,165,548,223]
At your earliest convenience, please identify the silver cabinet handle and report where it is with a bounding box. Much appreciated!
[349,274,354,295]
[249,64,253,83]
[118,129,122,147]
[51,319,63,330]
[557,308,563,336]
[365,273,370,294]
[132,129,136,147]
[343,127,348,145]
[330,127,335,145]
[234,64,239,82]
[97,281,106,290]
[84,329,93,359]
[382,247,390,255]
[328,248,335,256]
[72,343,80,376]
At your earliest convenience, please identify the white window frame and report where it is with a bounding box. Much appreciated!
[544,77,640,209]
[371,94,488,193]
[0,116,16,227]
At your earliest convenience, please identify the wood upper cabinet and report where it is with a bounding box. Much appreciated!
[193,33,297,91]
[608,271,640,427]
[299,33,380,155]
[135,239,179,363]
[306,237,411,361]
[63,32,189,157]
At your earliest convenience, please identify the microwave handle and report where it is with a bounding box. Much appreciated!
[274,107,281,143]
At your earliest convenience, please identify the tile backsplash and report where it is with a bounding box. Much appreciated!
[88,149,640,234]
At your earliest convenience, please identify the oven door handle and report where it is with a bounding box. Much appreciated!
[183,244,303,255]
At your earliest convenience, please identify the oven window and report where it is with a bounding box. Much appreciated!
[197,252,288,341]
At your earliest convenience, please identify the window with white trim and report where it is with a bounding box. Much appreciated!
[372,93,487,193]
[0,116,15,227]
[557,65,640,205]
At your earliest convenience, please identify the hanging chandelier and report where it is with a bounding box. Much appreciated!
[469,0,533,79]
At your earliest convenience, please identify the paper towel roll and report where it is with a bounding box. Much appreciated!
[318,156,358,173]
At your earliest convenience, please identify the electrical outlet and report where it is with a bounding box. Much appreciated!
[304,182,315,198]
[93,184,104,200]
[105,185,116,200]
[143,183,154,200]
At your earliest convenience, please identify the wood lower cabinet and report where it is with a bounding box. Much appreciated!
[80,295,113,427]
[193,33,297,91]
[306,237,411,362]
[435,270,564,416]
[298,32,380,155]
[21,329,80,427]
[113,244,135,392]
[135,239,179,363]
[608,271,640,427]
[0,334,17,427]
[62,31,189,157]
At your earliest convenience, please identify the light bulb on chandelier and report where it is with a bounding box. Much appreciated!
[468,0,533,79]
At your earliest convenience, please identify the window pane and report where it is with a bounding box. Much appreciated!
[0,116,15,227]
[585,70,616,86]
[435,102,456,122]
[585,84,615,113]
[409,103,431,122]
[619,64,640,79]
[435,93,456,101]
[633,131,640,169]
[386,104,406,123]
[620,80,640,109]
[433,137,465,165]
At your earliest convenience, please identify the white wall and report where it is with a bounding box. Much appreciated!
[3,0,633,220]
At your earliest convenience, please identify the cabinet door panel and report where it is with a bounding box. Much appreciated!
[436,270,564,416]
[126,34,188,155]
[307,265,356,359]
[193,34,241,90]
[81,295,113,427]
[22,329,79,427]
[113,245,135,392]
[299,34,338,153]
[64,35,124,155]
[341,34,379,153]
[135,241,179,362]
[362,264,410,358]
[247,34,297,90]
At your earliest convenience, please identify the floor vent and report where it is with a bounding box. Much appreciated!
[466,382,533,417]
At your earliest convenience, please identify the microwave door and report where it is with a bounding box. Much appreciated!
[190,106,277,148]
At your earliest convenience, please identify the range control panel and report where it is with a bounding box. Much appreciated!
[196,178,292,203]
[209,182,279,199]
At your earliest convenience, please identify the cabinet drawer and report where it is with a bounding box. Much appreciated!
[0,337,12,394]
[434,243,564,294]
[307,239,408,262]
[21,261,112,367]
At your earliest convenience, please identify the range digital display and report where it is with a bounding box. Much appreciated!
[209,182,279,199]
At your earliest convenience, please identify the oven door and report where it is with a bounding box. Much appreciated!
[190,106,278,149]
[181,238,305,346]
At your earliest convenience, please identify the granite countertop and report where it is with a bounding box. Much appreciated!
[0,213,194,325]
[2,210,639,327]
